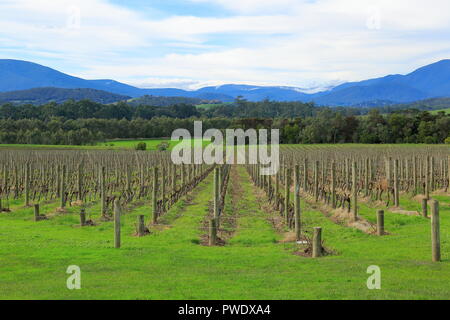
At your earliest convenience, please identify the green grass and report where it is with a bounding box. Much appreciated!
[196,102,232,110]
[1,166,449,300]
[96,138,208,150]
[0,138,209,151]
[430,108,450,115]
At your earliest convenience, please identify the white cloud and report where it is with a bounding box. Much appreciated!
[1,0,450,89]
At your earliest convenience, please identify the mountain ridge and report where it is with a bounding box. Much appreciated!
[1,59,450,106]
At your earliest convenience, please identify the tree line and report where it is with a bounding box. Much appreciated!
[0,98,364,121]
[0,108,448,145]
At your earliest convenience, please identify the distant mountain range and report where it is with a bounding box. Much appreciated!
[0,59,235,102]
[1,59,450,106]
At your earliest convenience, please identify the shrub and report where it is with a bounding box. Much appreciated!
[445,136,450,144]
[157,141,169,151]
[135,142,147,151]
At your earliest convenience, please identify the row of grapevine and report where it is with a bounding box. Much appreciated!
[0,150,214,225]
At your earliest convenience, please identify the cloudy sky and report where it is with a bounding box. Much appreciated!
[1,0,450,90]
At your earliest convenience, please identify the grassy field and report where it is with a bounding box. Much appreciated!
[431,108,450,115]
[0,138,208,151]
[0,164,449,299]
[196,102,232,110]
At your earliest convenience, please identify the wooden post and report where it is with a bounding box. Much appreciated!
[331,161,336,209]
[60,165,66,209]
[405,158,410,191]
[314,161,319,202]
[447,155,450,194]
[275,169,279,203]
[137,215,145,236]
[394,159,400,207]
[294,165,301,241]
[172,165,176,192]
[364,158,369,197]
[413,156,418,194]
[268,171,272,199]
[209,217,217,246]
[77,162,83,201]
[352,161,358,221]
[312,227,322,258]
[284,167,290,224]
[256,165,260,188]
[431,200,440,262]
[100,166,106,216]
[114,199,121,249]
[25,163,30,207]
[161,166,166,214]
[425,156,430,200]
[214,167,220,219]
[56,164,61,198]
[346,158,351,187]
[303,158,308,192]
[34,204,40,222]
[421,198,428,218]
[385,157,391,190]
[80,208,86,226]
[181,164,186,189]
[14,165,19,200]
[377,210,384,236]
[152,167,158,224]
[218,166,223,195]
[430,157,435,192]
[263,174,267,193]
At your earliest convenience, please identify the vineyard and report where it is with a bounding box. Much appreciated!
[0,145,449,299]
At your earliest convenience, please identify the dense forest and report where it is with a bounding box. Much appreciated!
[0,87,131,105]
[0,97,448,145]
[127,95,212,107]
[0,98,366,120]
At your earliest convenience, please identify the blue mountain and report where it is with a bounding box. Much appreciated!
[0,59,234,101]
[2,58,450,106]
[315,59,450,105]
[196,84,312,102]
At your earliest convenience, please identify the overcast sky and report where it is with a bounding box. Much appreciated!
[1,0,450,90]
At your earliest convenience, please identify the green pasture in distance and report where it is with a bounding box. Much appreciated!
[430,108,450,115]
[196,102,233,110]
[0,138,210,151]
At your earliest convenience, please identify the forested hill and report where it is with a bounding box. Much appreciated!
[0,87,130,104]
[0,98,448,145]
[0,99,327,120]
[385,97,450,111]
